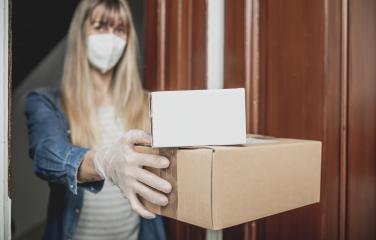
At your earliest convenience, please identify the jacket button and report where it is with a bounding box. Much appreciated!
[75,208,80,214]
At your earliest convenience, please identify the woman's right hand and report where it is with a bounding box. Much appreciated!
[93,129,172,218]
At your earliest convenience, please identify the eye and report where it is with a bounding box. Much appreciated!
[115,26,126,35]
[93,21,107,32]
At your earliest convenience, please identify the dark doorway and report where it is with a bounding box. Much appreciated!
[11,1,145,239]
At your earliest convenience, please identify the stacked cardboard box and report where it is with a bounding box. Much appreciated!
[137,89,322,230]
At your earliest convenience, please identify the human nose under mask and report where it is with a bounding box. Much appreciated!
[87,33,127,73]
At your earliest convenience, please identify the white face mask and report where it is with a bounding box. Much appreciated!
[87,33,127,73]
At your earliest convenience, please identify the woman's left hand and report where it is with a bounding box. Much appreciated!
[93,129,172,218]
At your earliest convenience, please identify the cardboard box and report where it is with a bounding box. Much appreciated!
[136,136,322,230]
[150,88,246,147]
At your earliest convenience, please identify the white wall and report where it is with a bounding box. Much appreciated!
[0,0,11,238]
[207,0,225,90]
[206,0,225,239]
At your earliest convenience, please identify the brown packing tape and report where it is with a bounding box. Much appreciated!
[246,134,277,140]
[135,146,178,219]
[148,93,154,145]
[158,149,178,218]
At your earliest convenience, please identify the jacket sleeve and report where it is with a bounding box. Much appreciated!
[25,91,104,194]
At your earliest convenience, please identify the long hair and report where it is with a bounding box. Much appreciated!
[62,0,149,147]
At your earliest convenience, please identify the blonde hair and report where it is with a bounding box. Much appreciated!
[62,0,149,147]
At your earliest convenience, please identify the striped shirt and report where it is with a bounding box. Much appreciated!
[74,106,140,240]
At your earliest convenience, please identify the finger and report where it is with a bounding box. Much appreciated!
[127,192,156,219]
[124,130,152,146]
[134,168,172,193]
[133,152,170,169]
[133,181,169,206]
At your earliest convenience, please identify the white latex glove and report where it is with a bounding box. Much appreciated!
[93,129,172,218]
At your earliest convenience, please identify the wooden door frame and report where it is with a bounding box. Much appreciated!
[144,0,208,238]
[144,0,207,92]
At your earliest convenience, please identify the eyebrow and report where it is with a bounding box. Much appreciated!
[91,18,126,28]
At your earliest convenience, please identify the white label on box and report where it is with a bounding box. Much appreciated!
[150,88,246,148]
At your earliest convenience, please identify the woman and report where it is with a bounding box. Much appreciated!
[25,0,171,239]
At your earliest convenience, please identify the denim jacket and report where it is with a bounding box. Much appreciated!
[25,88,166,240]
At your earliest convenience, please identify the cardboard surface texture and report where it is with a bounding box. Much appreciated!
[136,136,322,230]
[150,88,246,147]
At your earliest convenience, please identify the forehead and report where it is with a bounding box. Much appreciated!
[90,4,127,26]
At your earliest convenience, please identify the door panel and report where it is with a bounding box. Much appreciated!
[224,0,343,239]
[144,0,206,92]
[258,1,325,239]
[347,0,376,239]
